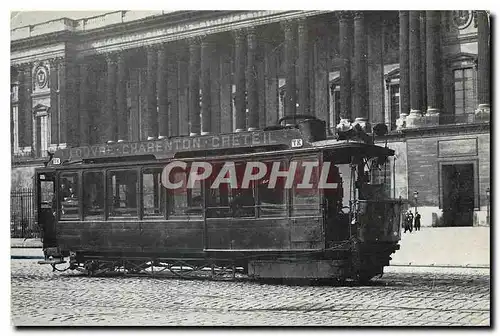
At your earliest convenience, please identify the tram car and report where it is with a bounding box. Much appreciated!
[36,116,403,283]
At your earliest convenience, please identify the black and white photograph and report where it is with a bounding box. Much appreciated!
[9,8,491,327]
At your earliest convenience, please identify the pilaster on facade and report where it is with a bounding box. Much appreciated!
[475,10,490,121]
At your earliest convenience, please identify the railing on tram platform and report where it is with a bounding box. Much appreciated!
[10,188,39,238]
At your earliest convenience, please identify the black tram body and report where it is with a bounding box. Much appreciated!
[36,119,403,282]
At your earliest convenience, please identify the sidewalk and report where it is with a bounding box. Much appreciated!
[390,227,490,268]
[11,238,43,248]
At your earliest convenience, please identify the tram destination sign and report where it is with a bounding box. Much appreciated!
[52,129,308,162]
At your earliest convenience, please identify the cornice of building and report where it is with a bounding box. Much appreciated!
[11,10,327,54]
[379,122,490,142]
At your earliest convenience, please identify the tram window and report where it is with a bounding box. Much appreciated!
[168,166,202,217]
[40,179,54,210]
[108,170,138,218]
[59,172,79,219]
[365,157,392,199]
[258,160,287,217]
[291,158,320,217]
[83,171,104,219]
[142,168,164,218]
[331,163,351,211]
[206,163,231,218]
[206,162,255,218]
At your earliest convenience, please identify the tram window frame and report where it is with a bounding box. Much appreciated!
[166,164,203,219]
[141,167,166,219]
[256,159,288,218]
[290,155,322,217]
[82,170,105,220]
[205,161,256,219]
[107,169,139,219]
[58,171,81,220]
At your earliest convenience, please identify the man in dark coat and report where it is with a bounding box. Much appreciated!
[414,212,421,231]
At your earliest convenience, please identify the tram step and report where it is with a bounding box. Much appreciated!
[37,259,66,265]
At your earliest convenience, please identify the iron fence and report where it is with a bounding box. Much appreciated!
[11,188,39,238]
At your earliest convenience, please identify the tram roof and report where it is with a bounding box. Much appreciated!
[45,128,393,168]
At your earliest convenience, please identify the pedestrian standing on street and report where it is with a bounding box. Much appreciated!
[403,210,411,233]
[414,212,421,231]
[408,210,414,232]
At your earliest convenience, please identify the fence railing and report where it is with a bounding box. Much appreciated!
[10,188,39,238]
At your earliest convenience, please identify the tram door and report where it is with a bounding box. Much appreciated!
[324,162,352,242]
[36,171,57,248]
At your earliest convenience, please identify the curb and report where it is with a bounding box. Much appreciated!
[11,256,44,260]
[389,263,490,269]
[11,246,43,249]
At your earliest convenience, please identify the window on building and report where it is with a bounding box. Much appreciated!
[83,171,105,219]
[142,168,164,218]
[291,157,321,217]
[108,170,138,218]
[389,83,400,130]
[11,82,19,153]
[453,67,476,115]
[329,83,341,130]
[34,110,50,158]
[59,172,79,219]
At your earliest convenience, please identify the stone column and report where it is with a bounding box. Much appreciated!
[337,11,353,130]
[178,47,189,136]
[283,20,297,124]
[116,52,128,142]
[157,44,169,139]
[201,39,212,135]
[105,53,117,143]
[246,27,259,131]
[425,10,442,124]
[352,11,370,132]
[168,50,179,137]
[406,11,423,128]
[188,38,201,136]
[420,11,427,114]
[297,18,310,116]
[396,11,410,129]
[234,30,247,132]
[146,46,158,140]
[79,61,89,145]
[475,10,491,118]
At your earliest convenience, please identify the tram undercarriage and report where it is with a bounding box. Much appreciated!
[40,241,399,283]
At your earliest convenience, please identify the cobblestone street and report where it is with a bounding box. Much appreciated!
[11,259,490,326]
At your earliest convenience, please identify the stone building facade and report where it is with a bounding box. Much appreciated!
[10,10,491,226]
